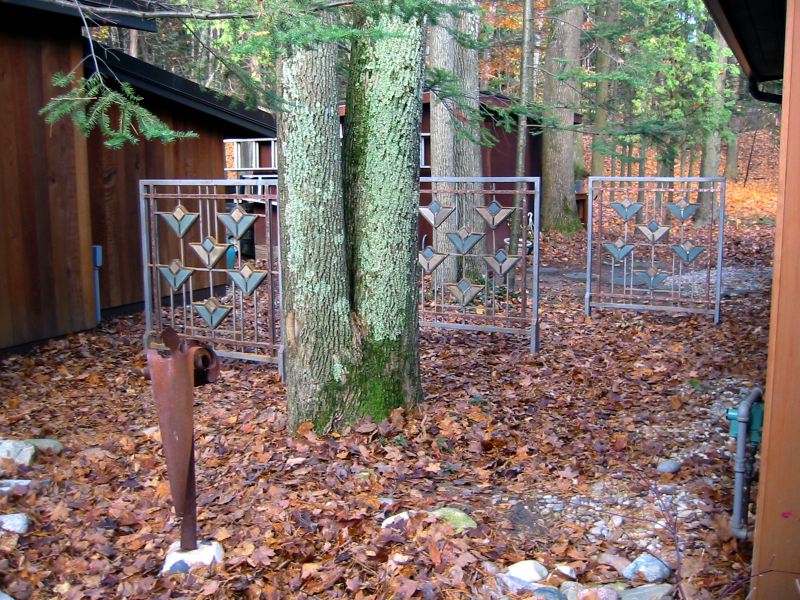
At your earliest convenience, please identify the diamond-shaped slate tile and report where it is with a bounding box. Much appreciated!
[190,236,230,268]
[672,241,705,264]
[666,201,700,222]
[610,197,643,221]
[419,200,456,228]
[446,279,484,306]
[446,227,485,254]
[192,297,231,329]
[158,259,193,291]
[636,221,670,243]
[475,200,515,229]
[603,238,636,261]
[418,246,447,274]
[483,248,520,276]
[159,205,199,238]
[228,262,268,296]
[635,267,669,289]
[218,205,258,240]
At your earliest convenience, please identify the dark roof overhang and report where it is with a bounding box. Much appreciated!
[87,42,276,137]
[2,0,158,32]
[703,0,786,103]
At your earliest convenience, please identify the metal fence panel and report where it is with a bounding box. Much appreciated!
[140,179,281,362]
[418,177,541,352]
[585,177,725,322]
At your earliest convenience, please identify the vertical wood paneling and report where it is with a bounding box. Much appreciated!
[751,2,800,597]
[88,97,227,310]
[0,19,95,348]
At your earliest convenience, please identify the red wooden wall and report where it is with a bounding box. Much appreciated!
[0,16,96,348]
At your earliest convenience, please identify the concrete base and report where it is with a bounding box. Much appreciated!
[161,540,224,575]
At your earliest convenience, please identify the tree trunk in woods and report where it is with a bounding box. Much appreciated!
[725,133,739,182]
[590,0,619,176]
[278,12,424,432]
[429,1,460,282]
[454,0,486,278]
[541,2,583,232]
[510,0,535,257]
[342,12,425,426]
[277,36,355,431]
[697,24,727,226]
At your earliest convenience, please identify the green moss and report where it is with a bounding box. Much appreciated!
[315,338,411,433]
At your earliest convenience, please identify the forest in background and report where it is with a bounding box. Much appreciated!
[93,0,781,195]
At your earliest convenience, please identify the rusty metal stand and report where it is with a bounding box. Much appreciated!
[147,328,218,552]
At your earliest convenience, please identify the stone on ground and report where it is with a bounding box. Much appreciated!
[0,480,32,495]
[496,574,565,598]
[555,564,577,579]
[598,551,632,573]
[0,441,35,466]
[161,540,224,575]
[619,583,674,600]
[381,511,416,529]
[0,590,14,600]
[656,460,681,474]
[622,553,672,583]
[0,513,29,534]
[507,559,548,582]
[431,507,477,533]
[23,439,64,454]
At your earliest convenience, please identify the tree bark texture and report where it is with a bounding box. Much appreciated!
[725,134,739,182]
[429,1,460,282]
[276,36,355,431]
[697,24,727,225]
[454,0,486,277]
[341,12,425,424]
[541,3,583,232]
[510,0,535,256]
[590,0,618,176]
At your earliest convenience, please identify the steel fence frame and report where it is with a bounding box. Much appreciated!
[584,176,725,323]
[140,178,282,363]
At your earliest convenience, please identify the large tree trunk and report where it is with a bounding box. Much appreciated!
[541,2,583,232]
[510,0,535,256]
[429,0,460,282]
[454,0,486,278]
[277,34,355,431]
[697,23,727,226]
[341,12,424,424]
[279,11,424,433]
[725,132,739,182]
[590,0,619,176]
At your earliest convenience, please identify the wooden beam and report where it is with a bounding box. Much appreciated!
[750,0,800,596]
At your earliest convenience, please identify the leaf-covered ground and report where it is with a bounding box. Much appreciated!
[0,183,775,599]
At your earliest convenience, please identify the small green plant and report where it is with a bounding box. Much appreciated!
[392,434,408,447]
[40,72,197,149]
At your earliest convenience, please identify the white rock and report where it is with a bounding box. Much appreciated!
[656,460,681,474]
[0,480,32,494]
[561,582,587,600]
[0,441,35,466]
[507,559,548,583]
[381,511,417,529]
[619,584,674,600]
[555,564,577,579]
[161,540,224,575]
[622,553,672,583]
[0,590,14,600]
[0,513,29,534]
[611,515,624,527]
[23,439,63,454]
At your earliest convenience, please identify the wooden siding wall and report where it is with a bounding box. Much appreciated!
[88,97,228,310]
[751,1,800,596]
[0,20,96,348]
